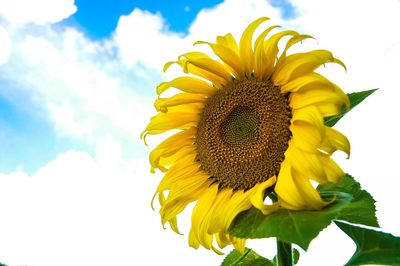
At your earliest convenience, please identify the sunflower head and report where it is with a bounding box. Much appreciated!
[142,17,350,254]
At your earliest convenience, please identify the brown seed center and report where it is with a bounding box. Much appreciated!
[196,78,292,190]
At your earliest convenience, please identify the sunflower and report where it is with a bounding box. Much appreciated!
[141,17,350,254]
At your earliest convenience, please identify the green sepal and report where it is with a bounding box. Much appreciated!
[325,88,377,127]
[292,248,300,265]
[221,248,274,266]
[272,247,300,265]
[336,221,400,266]
[229,192,352,250]
[318,174,379,227]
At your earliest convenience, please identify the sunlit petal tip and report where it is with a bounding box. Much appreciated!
[302,34,315,41]
[156,82,167,95]
[163,61,176,72]
[250,176,278,214]
[193,40,207,46]
[140,131,149,146]
[182,61,190,74]
[150,192,158,210]
[333,57,347,71]
[211,245,225,255]
[169,219,183,235]
[231,237,246,254]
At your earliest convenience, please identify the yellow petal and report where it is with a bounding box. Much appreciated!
[141,112,199,139]
[182,54,233,83]
[209,189,251,234]
[161,174,209,224]
[290,84,349,116]
[291,167,326,209]
[239,17,269,75]
[206,189,233,234]
[262,30,298,79]
[191,184,219,249]
[319,155,345,183]
[253,25,281,78]
[273,50,344,85]
[281,72,332,93]
[165,56,227,87]
[319,126,350,157]
[275,160,324,210]
[290,121,323,152]
[275,161,304,209]
[156,162,199,192]
[180,52,232,78]
[155,93,206,113]
[166,172,209,203]
[149,128,196,171]
[195,41,243,78]
[276,34,314,67]
[291,106,325,136]
[189,228,200,249]
[250,176,279,214]
[167,217,181,234]
[216,33,239,54]
[231,237,246,254]
[216,233,230,249]
[157,76,215,96]
[285,144,327,184]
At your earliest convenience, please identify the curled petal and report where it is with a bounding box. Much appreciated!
[273,50,345,85]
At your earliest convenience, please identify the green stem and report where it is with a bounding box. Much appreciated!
[276,239,293,266]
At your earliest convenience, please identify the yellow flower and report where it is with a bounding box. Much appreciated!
[142,17,350,254]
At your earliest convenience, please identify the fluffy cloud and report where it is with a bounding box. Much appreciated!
[0,0,76,25]
[1,26,154,145]
[188,0,284,41]
[0,146,220,266]
[114,8,187,70]
[0,26,11,65]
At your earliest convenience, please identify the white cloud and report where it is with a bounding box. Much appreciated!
[0,26,11,65]
[2,26,154,145]
[0,0,76,25]
[114,8,187,70]
[0,147,221,266]
[188,0,284,41]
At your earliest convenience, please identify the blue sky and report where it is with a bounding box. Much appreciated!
[67,0,226,37]
[0,0,399,265]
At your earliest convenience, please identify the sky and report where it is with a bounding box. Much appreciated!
[0,0,399,265]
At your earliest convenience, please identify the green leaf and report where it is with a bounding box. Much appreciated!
[336,221,400,266]
[318,174,379,227]
[325,88,377,127]
[221,248,274,266]
[229,193,352,250]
